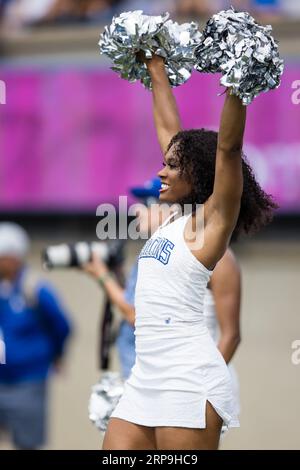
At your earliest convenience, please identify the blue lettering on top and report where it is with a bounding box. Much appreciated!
[158,240,175,265]
[139,237,175,265]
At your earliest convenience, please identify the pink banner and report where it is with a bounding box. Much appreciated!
[0,65,299,212]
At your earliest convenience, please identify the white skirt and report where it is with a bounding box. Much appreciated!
[111,324,239,429]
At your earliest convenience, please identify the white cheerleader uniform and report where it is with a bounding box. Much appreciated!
[111,213,239,429]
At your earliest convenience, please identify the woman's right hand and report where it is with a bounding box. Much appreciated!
[147,54,165,72]
[137,51,165,74]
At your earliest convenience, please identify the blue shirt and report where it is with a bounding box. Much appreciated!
[124,262,138,307]
[0,267,72,384]
[116,262,138,379]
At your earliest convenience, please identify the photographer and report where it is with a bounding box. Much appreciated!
[84,177,162,379]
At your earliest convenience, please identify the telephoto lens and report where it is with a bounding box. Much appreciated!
[42,242,110,270]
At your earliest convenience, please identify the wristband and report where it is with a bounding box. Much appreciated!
[97,272,113,287]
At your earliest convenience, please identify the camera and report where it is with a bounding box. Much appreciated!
[42,240,125,270]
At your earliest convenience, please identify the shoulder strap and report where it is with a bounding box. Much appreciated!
[159,210,180,230]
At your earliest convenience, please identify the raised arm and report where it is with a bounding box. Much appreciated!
[146,56,182,154]
[211,92,247,232]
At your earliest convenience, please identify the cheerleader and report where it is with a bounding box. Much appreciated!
[104,55,276,450]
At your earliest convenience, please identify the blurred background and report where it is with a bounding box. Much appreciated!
[0,0,299,450]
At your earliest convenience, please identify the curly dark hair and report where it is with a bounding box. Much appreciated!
[167,129,278,238]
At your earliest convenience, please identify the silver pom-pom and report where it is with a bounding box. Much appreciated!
[99,10,202,89]
[88,372,124,432]
[194,8,284,105]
